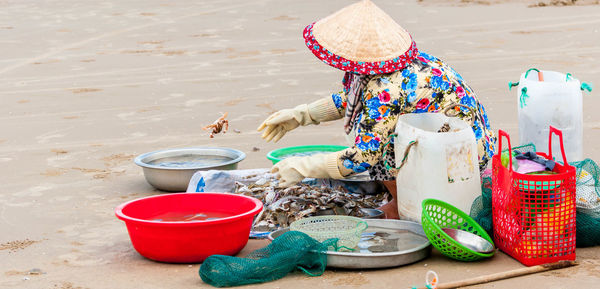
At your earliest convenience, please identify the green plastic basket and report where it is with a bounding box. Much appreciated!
[422,199,495,261]
[266,145,348,164]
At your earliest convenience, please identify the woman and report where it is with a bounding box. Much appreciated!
[257,0,496,218]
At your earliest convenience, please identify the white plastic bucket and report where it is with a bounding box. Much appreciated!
[514,69,590,162]
[394,113,481,222]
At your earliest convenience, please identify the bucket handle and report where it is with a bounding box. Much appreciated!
[510,69,541,91]
[383,133,418,171]
[519,87,529,109]
[581,82,593,92]
[524,68,541,80]
[566,73,573,82]
[385,104,474,171]
[497,129,514,172]
[442,103,476,127]
[567,73,593,92]
[548,126,569,166]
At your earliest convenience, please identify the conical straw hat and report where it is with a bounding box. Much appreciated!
[303,0,418,74]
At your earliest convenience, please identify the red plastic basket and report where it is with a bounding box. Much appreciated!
[492,126,576,266]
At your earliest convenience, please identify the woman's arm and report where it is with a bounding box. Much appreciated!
[307,92,346,123]
[333,79,403,177]
[257,91,347,142]
[270,81,403,186]
[330,91,348,117]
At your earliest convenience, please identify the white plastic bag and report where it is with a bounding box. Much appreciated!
[394,112,482,222]
[186,169,276,193]
[512,69,592,162]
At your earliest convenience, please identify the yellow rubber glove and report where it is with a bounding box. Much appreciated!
[270,152,344,187]
[257,104,312,143]
[257,97,341,142]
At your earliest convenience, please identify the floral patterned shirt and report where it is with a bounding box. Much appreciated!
[331,51,496,178]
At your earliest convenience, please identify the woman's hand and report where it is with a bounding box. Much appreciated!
[257,97,344,142]
[270,157,305,187]
[258,104,310,142]
[270,153,344,187]
[257,104,313,142]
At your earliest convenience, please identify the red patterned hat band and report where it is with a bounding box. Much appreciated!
[303,23,418,75]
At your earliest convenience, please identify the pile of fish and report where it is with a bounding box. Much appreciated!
[234,179,389,231]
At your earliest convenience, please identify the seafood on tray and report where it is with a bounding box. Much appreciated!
[234,179,389,231]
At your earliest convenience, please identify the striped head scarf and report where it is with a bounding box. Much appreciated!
[342,72,372,135]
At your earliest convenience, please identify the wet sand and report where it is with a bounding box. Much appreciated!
[1,0,600,288]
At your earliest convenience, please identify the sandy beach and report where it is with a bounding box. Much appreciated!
[1,0,600,288]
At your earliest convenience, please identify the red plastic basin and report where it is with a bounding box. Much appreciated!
[115,192,262,263]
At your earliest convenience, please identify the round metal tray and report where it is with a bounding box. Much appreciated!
[268,219,431,269]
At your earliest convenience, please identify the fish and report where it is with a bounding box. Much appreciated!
[234,180,389,231]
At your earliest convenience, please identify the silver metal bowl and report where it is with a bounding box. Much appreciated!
[337,172,385,195]
[340,172,371,182]
[442,228,495,254]
[314,208,384,219]
[134,147,245,191]
[360,208,384,219]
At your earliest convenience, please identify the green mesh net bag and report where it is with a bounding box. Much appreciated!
[470,176,494,235]
[573,158,600,217]
[469,144,600,247]
[572,158,600,247]
[199,231,336,287]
